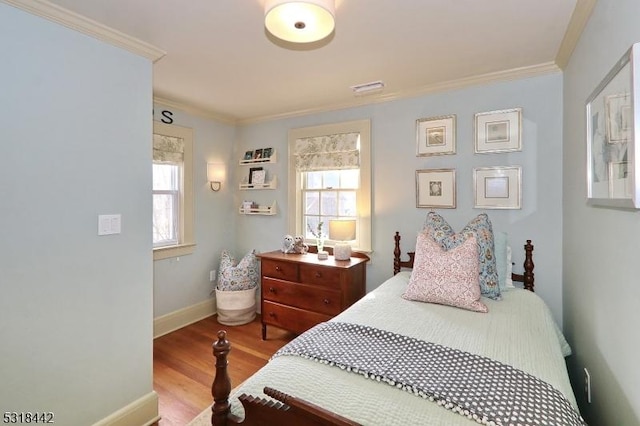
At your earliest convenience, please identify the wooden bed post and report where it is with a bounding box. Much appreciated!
[523,240,534,292]
[212,330,232,426]
[393,231,401,275]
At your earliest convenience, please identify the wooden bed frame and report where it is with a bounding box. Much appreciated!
[209,233,536,426]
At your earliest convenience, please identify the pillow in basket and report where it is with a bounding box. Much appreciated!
[217,250,259,291]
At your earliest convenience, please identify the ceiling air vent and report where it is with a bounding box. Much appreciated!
[350,80,384,96]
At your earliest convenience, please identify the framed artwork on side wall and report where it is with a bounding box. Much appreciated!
[587,42,640,209]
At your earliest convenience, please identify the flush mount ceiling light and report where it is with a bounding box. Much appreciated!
[264,0,336,43]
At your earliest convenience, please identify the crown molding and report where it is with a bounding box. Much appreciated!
[1,0,165,62]
[153,96,238,125]
[555,0,597,69]
[237,62,562,125]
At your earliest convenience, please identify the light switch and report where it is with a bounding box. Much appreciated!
[98,214,122,236]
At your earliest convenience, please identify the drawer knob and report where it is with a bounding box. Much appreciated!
[315,271,321,278]
[275,266,282,272]
[268,312,276,318]
[269,287,276,293]
[323,298,330,304]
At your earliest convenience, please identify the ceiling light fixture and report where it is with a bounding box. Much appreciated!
[264,0,336,43]
[350,80,385,96]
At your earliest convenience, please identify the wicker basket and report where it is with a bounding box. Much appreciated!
[215,287,257,326]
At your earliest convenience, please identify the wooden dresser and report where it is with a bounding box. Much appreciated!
[258,251,369,339]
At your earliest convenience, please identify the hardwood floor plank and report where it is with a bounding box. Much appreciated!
[153,314,295,425]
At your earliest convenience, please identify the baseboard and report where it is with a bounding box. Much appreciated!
[92,391,159,426]
[154,298,216,338]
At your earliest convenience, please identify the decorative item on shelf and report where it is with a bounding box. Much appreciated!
[263,147,273,159]
[329,219,356,260]
[243,150,254,161]
[207,163,225,191]
[308,221,327,259]
[264,0,336,44]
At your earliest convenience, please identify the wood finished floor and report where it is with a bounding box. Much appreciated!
[153,314,295,426]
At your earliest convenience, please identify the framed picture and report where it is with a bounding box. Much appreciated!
[587,42,640,208]
[248,167,263,184]
[416,169,456,208]
[253,149,263,160]
[474,108,522,153]
[243,150,254,160]
[416,115,456,156]
[252,169,266,185]
[473,166,521,209]
[262,147,273,159]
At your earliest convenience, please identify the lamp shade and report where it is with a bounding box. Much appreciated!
[264,0,335,43]
[207,163,225,182]
[329,219,356,241]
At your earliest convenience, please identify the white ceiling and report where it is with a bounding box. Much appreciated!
[44,0,588,124]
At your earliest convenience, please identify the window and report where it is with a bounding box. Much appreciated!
[288,119,371,252]
[153,122,195,260]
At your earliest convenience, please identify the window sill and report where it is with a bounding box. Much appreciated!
[153,243,196,261]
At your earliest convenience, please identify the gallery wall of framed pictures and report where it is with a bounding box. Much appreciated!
[414,109,523,210]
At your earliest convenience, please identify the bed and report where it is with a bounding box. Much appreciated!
[209,223,582,426]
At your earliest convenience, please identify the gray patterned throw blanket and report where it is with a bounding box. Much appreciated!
[273,322,586,426]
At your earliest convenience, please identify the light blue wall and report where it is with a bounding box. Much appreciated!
[0,4,154,425]
[151,108,237,317]
[236,73,565,325]
[563,0,640,424]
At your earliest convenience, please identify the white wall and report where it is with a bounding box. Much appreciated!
[152,107,237,318]
[563,0,640,424]
[0,4,155,425]
[236,73,565,325]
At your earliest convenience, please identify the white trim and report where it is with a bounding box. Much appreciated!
[154,96,237,125]
[555,0,597,69]
[92,391,159,426]
[237,62,561,125]
[154,298,216,338]
[1,0,165,62]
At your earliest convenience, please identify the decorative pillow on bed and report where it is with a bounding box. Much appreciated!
[403,233,488,313]
[216,250,259,291]
[423,212,501,300]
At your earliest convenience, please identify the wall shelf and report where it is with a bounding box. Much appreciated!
[239,201,277,216]
[239,151,277,166]
[239,175,277,190]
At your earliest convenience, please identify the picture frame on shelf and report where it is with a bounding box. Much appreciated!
[253,149,263,160]
[243,150,254,161]
[262,147,273,159]
[248,167,263,184]
[587,42,640,209]
[473,166,521,209]
[252,169,266,185]
[416,168,456,208]
[416,115,456,156]
[474,108,522,153]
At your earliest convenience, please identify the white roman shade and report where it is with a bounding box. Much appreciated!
[153,134,184,163]
[294,132,360,171]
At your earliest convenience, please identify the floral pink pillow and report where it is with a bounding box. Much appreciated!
[402,232,488,313]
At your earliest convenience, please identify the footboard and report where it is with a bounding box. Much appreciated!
[211,330,360,426]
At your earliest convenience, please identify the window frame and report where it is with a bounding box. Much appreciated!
[288,119,372,252]
[153,122,195,260]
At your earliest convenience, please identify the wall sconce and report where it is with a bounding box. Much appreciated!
[329,219,356,260]
[207,163,224,191]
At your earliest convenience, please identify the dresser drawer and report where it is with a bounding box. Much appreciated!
[263,277,341,316]
[261,259,299,282]
[262,301,331,335]
[300,263,341,287]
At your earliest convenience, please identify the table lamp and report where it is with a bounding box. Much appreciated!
[329,219,356,260]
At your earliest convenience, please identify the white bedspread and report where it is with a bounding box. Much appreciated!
[230,272,577,425]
